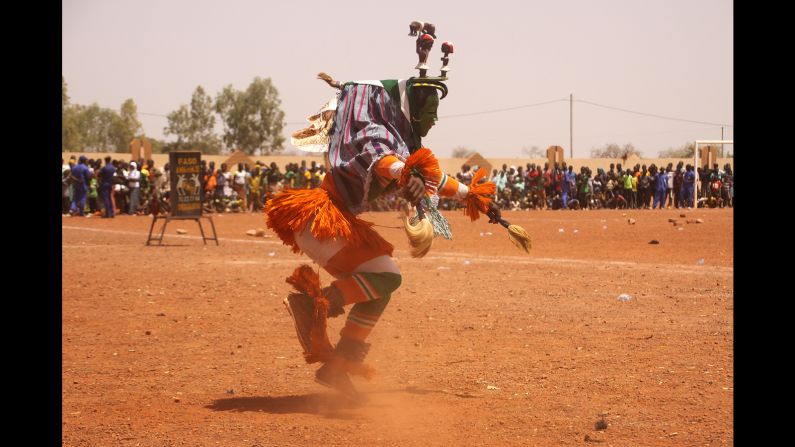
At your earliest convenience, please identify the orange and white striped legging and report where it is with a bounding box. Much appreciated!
[294,221,402,343]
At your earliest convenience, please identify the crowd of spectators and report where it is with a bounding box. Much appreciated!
[465,161,733,211]
[62,155,733,218]
[61,156,329,217]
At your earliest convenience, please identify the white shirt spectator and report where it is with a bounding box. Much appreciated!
[234,170,246,186]
[128,163,141,188]
[223,172,233,197]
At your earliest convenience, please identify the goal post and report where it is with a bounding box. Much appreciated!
[694,139,733,207]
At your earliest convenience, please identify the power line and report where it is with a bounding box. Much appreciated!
[574,99,733,128]
[440,98,568,119]
[579,126,721,139]
[130,97,734,129]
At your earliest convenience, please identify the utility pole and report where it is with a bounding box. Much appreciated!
[720,127,724,157]
[570,94,573,159]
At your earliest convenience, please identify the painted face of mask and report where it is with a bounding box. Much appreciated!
[413,92,439,137]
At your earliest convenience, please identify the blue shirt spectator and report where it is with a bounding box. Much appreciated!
[70,157,91,192]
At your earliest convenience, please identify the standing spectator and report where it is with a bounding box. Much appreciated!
[69,155,91,216]
[127,161,141,215]
[302,164,312,188]
[638,167,651,209]
[673,162,684,209]
[722,164,733,207]
[709,174,723,207]
[563,165,576,210]
[553,165,563,203]
[311,165,323,189]
[297,160,308,188]
[698,166,709,199]
[457,164,473,185]
[623,169,634,209]
[233,163,248,211]
[267,162,282,197]
[582,168,594,208]
[665,165,675,209]
[62,168,72,215]
[248,166,262,212]
[87,174,99,215]
[536,165,548,209]
[222,164,233,199]
[543,163,553,204]
[607,163,616,183]
[591,169,604,207]
[652,166,667,210]
[140,162,151,213]
[204,161,217,208]
[199,160,208,193]
[214,163,228,210]
[284,164,296,190]
[682,164,695,208]
[489,168,500,191]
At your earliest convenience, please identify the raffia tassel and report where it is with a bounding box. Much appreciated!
[404,216,434,258]
[399,148,442,193]
[286,265,334,362]
[506,224,532,254]
[286,264,322,297]
[284,265,377,378]
[464,167,496,221]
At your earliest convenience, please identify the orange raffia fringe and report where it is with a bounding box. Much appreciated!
[398,147,443,195]
[265,188,393,256]
[286,265,334,362]
[285,265,376,380]
[464,167,496,221]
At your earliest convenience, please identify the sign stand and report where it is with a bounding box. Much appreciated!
[146,151,218,246]
[146,215,218,246]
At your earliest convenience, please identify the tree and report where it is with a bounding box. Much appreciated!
[164,86,221,154]
[658,141,695,158]
[62,76,69,109]
[73,103,119,152]
[164,105,191,149]
[215,77,285,155]
[451,146,475,158]
[105,99,144,153]
[62,76,82,151]
[521,145,544,157]
[590,143,643,158]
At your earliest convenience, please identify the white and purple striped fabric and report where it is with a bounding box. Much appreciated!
[327,81,417,215]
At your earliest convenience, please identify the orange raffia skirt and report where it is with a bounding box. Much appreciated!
[264,187,393,256]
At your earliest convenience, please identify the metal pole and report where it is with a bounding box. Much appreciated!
[720,127,724,157]
[694,141,699,207]
[570,94,573,159]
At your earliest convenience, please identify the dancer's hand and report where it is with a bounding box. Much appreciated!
[402,175,425,205]
[487,201,502,224]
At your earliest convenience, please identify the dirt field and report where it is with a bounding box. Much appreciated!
[62,208,733,446]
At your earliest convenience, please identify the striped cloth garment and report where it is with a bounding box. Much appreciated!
[327,80,418,215]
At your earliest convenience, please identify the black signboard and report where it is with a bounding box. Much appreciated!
[169,151,202,218]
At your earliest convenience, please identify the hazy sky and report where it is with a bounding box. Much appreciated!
[62,0,733,158]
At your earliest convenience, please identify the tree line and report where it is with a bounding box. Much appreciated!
[62,76,286,155]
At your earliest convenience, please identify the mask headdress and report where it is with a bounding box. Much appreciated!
[405,20,454,137]
[407,20,453,87]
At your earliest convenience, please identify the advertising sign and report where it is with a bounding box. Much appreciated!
[169,151,202,218]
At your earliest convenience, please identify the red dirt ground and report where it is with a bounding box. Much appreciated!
[62,208,733,446]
